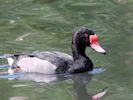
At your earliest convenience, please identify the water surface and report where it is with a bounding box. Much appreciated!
[0,0,133,100]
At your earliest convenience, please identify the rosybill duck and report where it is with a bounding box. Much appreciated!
[5,27,106,74]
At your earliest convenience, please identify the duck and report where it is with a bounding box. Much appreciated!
[5,27,106,74]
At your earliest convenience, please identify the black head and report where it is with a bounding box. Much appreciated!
[72,27,106,54]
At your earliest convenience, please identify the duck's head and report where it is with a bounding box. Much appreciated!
[72,27,106,54]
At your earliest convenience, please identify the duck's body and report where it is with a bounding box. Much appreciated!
[7,50,92,74]
[9,51,73,74]
[6,27,106,74]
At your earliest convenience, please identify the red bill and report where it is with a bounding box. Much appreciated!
[90,34,106,54]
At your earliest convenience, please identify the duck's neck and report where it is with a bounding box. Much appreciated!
[72,43,87,60]
[68,43,93,73]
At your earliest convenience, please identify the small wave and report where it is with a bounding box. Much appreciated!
[0,64,9,70]
[89,67,106,75]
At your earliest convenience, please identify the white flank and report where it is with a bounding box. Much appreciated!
[17,57,57,74]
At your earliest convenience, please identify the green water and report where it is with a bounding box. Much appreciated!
[0,0,133,100]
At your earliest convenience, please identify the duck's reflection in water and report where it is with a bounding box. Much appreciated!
[71,73,107,100]
[10,71,107,100]
[72,73,92,100]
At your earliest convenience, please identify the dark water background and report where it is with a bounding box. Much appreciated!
[0,0,133,100]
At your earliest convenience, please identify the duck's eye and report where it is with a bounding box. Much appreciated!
[85,33,88,38]
[84,33,89,43]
